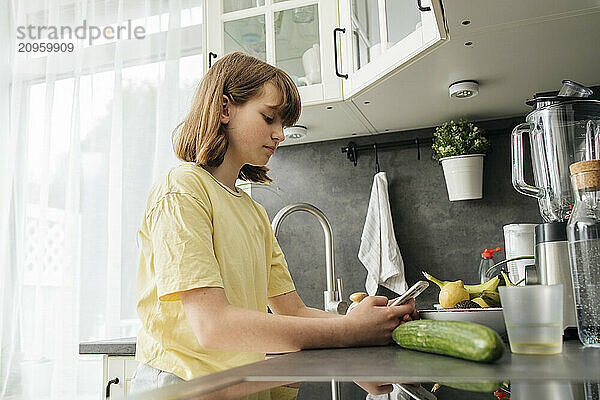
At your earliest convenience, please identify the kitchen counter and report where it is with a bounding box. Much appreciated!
[127,340,600,399]
[79,336,136,356]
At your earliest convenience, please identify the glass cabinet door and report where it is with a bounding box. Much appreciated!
[340,0,446,97]
[224,14,267,61]
[274,4,320,87]
[206,0,342,105]
[223,0,265,13]
[385,0,422,47]
[351,0,382,71]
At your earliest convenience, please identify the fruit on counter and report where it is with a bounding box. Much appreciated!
[422,271,501,300]
[500,271,516,287]
[347,292,368,313]
[462,291,500,308]
[479,290,501,307]
[422,271,505,309]
[392,320,505,363]
[466,276,502,299]
[471,297,489,308]
[452,300,482,309]
[438,280,470,309]
[349,292,368,303]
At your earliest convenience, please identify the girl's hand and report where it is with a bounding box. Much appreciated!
[387,297,420,324]
[342,296,416,346]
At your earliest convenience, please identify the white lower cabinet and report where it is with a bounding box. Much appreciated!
[103,356,138,399]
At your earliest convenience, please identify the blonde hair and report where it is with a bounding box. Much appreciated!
[172,52,301,183]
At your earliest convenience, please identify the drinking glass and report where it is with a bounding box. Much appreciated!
[499,284,563,354]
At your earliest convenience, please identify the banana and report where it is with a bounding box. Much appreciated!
[471,297,490,308]
[422,271,501,299]
[464,276,501,298]
[501,271,516,287]
[479,290,501,307]
[421,271,447,289]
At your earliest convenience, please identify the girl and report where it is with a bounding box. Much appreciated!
[131,52,417,392]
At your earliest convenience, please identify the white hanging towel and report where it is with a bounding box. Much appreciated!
[358,172,408,296]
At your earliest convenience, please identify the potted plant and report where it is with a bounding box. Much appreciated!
[432,119,491,201]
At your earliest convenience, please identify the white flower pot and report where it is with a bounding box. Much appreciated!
[439,154,485,201]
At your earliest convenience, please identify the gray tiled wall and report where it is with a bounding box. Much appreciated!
[253,116,541,310]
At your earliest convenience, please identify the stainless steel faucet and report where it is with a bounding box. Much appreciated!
[271,203,349,314]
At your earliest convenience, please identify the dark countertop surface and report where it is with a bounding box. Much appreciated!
[125,340,600,400]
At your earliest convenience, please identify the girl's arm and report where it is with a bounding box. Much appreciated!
[268,290,341,319]
[181,287,415,353]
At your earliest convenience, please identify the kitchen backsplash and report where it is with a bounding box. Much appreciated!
[253,116,541,309]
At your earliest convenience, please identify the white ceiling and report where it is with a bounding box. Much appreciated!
[352,0,600,133]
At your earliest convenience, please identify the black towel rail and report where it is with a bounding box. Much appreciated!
[341,137,432,166]
[341,128,509,167]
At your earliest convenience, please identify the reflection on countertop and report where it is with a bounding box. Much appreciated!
[126,379,600,400]
[126,340,600,400]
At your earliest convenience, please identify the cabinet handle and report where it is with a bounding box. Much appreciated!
[333,28,348,79]
[208,52,217,68]
[106,377,119,398]
[417,0,431,12]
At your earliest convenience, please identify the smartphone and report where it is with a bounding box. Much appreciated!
[388,280,429,307]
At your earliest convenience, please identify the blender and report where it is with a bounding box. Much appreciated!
[511,80,600,334]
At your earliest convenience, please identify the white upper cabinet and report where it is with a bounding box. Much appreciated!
[338,0,446,98]
[203,0,599,145]
[206,0,342,106]
[206,0,447,105]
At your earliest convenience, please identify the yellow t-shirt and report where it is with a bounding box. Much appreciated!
[135,163,296,380]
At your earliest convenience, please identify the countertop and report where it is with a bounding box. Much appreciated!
[126,340,600,400]
[79,336,136,356]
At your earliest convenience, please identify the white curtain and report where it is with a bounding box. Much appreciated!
[0,0,205,398]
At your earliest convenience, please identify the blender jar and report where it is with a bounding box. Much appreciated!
[512,99,600,222]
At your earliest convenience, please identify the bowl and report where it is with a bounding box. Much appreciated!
[418,308,507,339]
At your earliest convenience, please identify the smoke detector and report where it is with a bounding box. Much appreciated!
[283,125,308,139]
[449,80,479,99]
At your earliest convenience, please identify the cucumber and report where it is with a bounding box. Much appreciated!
[392,320,504,363]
